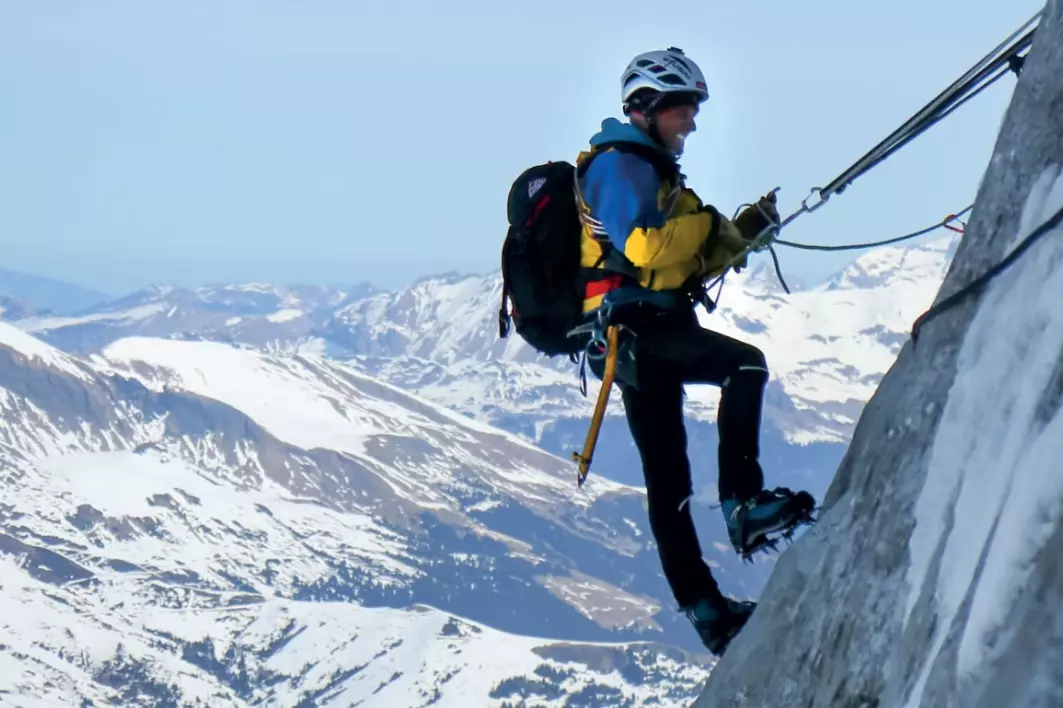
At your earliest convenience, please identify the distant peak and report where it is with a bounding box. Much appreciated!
[818,232,960,292]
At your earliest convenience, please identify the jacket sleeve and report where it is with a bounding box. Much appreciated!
[580,151,714,270]
[699,215,753,276]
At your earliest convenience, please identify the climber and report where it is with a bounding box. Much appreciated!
[574,47,816,655]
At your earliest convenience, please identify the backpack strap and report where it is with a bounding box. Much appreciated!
[498,227,515,338]
[573,141,681,284]
[592,140,681,182]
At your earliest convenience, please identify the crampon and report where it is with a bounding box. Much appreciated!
[730,488,819,563]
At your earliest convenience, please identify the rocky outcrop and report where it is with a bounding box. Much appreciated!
[695,4,1063,707]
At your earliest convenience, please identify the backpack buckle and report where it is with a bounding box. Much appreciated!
[585,302,619,360]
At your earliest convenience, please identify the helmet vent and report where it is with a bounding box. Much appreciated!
[620,48,708,105]
[667,55,691,73]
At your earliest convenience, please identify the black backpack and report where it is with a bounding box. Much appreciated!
[497,144,677,359]
[497,160,586,359]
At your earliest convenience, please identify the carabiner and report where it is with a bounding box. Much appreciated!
[586,332,608,360]
[776,187,829,231]
[800,187,829,214]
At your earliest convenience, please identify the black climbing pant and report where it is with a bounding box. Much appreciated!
[592,304,768,607]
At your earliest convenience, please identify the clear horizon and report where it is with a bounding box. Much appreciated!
[1,1,1043,296]
[2,230,964,306]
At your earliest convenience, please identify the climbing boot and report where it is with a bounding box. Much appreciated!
[722,487,817,560]
[682,596,757,656]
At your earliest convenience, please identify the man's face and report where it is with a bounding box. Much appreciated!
[653,103,698,152]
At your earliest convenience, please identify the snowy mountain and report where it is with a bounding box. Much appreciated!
[16,282,378,355]
[0,321,734,704]
[0,229,960,704]
[3,562,708,707]
[0,294,39,321]
[12,235,958,501]
[34,241,951,441]
[695,11,1063,706]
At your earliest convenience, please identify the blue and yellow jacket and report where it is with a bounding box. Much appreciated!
[575,118,750,313]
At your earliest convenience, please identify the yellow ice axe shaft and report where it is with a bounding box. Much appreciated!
[573,324,619,487]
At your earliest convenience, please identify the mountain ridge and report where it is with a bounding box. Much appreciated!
[11,232,960,450]
[0,318,774,704]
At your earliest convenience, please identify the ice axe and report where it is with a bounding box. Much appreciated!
[572,324,619,487]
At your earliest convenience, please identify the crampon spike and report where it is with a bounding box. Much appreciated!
[736,505,819,562]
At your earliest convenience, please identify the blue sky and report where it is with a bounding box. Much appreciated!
[0,0,1045,295]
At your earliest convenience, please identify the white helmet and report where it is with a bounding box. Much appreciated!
[621,47,709,114]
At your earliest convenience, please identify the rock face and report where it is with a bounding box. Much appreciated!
[695,5,1063,708]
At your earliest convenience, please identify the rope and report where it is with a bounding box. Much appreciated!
[698,14,1038,311]
[700,205,973,302]
[746,12,1036,255]
[775,205,974,252]
[768,246,790,293]
[910,204,1063,342]
[816,14,1038,200]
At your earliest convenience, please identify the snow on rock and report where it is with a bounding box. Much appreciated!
[99,337,392,457]
[94,336,580,475]
[699,234,958,414]
[16,302,169,333]
[0,352,709,705]
[0,320,92,381]
[903,163,1063,707]
[26,449,418,587]
[12,237,960,447]
[694,9,1063,705]
[265,308,303,323]
[11,283,379,362]
[327,237,956,446]
[0,547,709,707]
[2,325,713,645]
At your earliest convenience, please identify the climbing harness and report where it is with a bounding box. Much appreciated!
[568,288,680,486]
